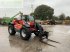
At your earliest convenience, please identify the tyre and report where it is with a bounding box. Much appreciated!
[34,31,39,36]
[20,29,31,40]
[8,25,16,35]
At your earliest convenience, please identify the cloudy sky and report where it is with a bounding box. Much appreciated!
[0,0,70,17]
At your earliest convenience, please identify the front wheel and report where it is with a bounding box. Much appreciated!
[8,25,16,35]
[20,29,31,40]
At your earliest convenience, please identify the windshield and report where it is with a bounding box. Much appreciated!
[28,16,34,21]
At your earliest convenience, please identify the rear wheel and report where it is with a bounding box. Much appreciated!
[20,29,31,40]
[8,25,16,35]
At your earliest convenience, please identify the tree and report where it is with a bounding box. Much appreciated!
[65,16,70,20]
[1,17,11,25]
[34,5,54,20]
[59,13,65,20]
[53,16,59,20]
[30,12,34,16]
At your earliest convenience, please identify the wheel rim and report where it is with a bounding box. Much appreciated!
[9,28,12,33]
[21,30,26,37]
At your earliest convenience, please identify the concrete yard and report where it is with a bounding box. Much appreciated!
[0,25,70,52]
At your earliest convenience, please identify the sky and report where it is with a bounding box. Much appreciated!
[0,0,70,17]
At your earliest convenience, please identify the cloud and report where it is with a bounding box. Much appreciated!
[0,0,23,8]
[54,0,70,16]
[0,8,23,17]
[0,0,70,17]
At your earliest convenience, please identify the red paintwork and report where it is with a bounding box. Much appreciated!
[14,24,22,30]
[28,22,34,28]
[29,28,37,31]
[12,19,36,31]
[12,20,24,30]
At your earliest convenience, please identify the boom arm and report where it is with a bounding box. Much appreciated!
[10,12,23,22]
